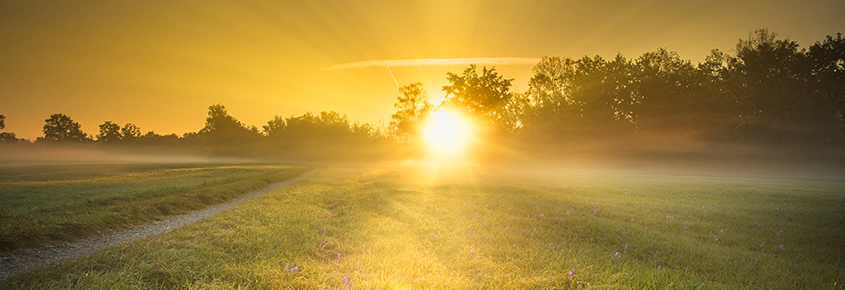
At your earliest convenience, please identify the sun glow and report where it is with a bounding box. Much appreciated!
[423,109,473,157]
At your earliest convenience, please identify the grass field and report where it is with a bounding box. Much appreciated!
[3,165,845,289]
[0,163,309,252]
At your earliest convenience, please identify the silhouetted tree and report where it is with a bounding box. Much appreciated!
[523,55,638,139]
[41,114,88,142]
[121,123,141,141]
[809,33,845,137]
[199,104,260,153]
[443,65,514,130]
[263,115,286,139]
[97,121,122,143]
[524,56,583,136]
[389,82,432,143]
[725,29,814,131]
[632,49,699,118]
[0,132,17,142]
[0,114,5,130]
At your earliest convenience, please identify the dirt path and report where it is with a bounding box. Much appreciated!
[0,169,321,283]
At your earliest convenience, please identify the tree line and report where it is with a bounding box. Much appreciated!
[2,29,843,161]
[390,29,845,158]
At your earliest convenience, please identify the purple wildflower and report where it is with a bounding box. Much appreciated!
[568,269,576,277]
[614,252,621,258]
[593,209,599,214]
[338,253,341,260]
[470,248,476,254]
[779,244,785,251]
[624,244,628,253]
[658,265,662,272]
[683,221,690,227]
[288,266,299,273]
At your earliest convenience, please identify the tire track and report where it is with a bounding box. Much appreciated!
[0,168,321,282]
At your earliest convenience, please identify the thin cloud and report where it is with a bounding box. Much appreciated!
[320,57,541,71]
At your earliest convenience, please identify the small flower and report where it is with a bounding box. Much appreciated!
[568,269,576,277]
[624,244,628,253]
[658,265,662,272]
[593,209,599,214]
[614,252,621,258]
[683,221,690,227]
[720,229,724,234]
[288,266,299,273]
[338,253,341,260]
[779,244,785,251]
[470,248,476,254]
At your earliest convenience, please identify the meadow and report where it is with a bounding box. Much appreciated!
[0,163,308,252]
[2,165,844,289]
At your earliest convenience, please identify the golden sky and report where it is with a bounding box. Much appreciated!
[1,0,843,140]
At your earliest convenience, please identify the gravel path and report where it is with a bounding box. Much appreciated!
[0,168,321,283]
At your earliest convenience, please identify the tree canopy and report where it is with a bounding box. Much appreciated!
[41,114,88,142]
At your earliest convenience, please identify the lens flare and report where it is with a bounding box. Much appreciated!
[422,109,473,157]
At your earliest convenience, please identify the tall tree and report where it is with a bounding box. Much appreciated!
[97,121,122,143]
[809,33,845,132]
[524,56,582,136]
[524,55,638,137]
[725,29,813,128]
[199,104,258,153]
[263,116,286,139]
[389,82,432,143]
[0,114,5,130]
[121,123,142,141]
[442,65,514,130]
[41,114,88,142]
[632,48,701,125]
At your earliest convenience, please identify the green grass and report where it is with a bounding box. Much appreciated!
[3,166,845,289]
[0,163,309,252]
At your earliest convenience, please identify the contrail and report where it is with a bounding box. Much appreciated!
[387,65,399,88]
[320,57,541,71]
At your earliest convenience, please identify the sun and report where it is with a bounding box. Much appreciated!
[422,109,473,157]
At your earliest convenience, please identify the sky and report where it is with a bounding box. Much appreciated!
[1,0,843,140]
